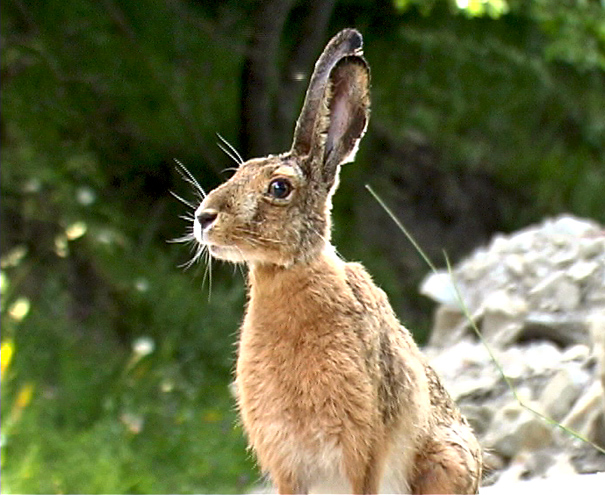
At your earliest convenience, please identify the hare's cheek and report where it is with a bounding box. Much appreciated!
[239,193,260,223]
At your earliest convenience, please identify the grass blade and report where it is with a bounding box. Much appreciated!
[367,183,605,456]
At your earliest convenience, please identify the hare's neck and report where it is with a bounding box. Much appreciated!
[248,245,342,301]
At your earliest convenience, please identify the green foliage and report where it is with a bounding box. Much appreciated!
[368,6,605,226]
[530,0,605,71]
[1,241,255,494]
[1,1,258,491]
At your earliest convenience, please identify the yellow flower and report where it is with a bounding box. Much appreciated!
[9,382,35,424]
[16,382,35,409]
[1,340,14,379]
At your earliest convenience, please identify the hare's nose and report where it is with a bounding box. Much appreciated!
[197,209,218,230]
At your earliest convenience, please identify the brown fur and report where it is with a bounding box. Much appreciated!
[192,29,482,494]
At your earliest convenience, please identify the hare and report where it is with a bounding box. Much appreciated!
[192,29,482,494]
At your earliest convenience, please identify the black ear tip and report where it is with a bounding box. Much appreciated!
[340,28,363,51]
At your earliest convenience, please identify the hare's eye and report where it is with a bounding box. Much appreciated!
[268,178,292,200]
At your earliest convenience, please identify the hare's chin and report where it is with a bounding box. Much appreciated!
[208,244,247,263]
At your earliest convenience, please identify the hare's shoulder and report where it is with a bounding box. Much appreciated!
[343,261,395,316]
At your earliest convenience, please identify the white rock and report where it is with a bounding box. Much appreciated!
[499,342,562,378]
[483,403,553,458]
[508,229,539,252]
[578,237,605,259]
[549,215,598,237]
[554,278,581,311]
[567,260,599,282]
[421,215,605,487]
[528,272,563,297]
[528,272,581,311]
[481,472,605,495]
[561,344,590,362]
[420,271,460,308]
[540,367,590,421]
[561,380,604,444]
[428,305,466,347]
[504,254,526,276]
[483,290,528,317]
[497,347,529,380]
[551,243,580,266]
[479,291,529,344]
[588,311,605,417]
[522,312,588,347]
[544,452,577,478]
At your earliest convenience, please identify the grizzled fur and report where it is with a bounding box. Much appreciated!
[193,29,482,494]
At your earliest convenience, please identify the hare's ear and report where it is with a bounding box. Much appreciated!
[291,29,370,188]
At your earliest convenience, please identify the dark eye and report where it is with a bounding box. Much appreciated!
[268,178,292,200]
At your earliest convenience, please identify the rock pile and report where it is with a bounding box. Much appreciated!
[421,214,605,486]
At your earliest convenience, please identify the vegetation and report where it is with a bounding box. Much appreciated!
[1,0,604,492]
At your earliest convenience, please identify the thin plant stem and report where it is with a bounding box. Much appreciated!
[367,184,605,456]
[365,185,438,273]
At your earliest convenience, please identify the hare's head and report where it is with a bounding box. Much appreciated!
[194,29,370,267]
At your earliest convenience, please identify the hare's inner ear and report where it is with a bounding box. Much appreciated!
[290,29,365,158]
[322,56,370,184]
[290,29,370,190]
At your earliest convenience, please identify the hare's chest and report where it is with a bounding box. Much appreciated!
[235,332,351,491]
[234,317,370,482]
[235,317,353,422]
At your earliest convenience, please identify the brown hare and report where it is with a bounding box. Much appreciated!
[192,29,482,494]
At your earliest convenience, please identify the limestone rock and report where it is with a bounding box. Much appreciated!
[539,367,590,422]
[421,215,605,489]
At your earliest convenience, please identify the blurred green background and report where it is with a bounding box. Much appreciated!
[1,0,604,493]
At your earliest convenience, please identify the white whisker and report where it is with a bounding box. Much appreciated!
[232,246,249,280]
[216,133,244,165]
[168,233,195,244]
[217,142,243,167]
[174,159,207,199]
[234,228,285,246]
[170,190,196,210]
[204,248,213,302]
[177,239,204,270]
[310,226,346,261]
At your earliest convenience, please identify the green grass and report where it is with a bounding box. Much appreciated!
[1,240,258,494]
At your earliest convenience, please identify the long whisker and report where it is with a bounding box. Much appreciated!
[231,259,246,282]
[307,225,346,261]
[217,142,243,167]
[236,259,246,281]
[204,248,213,302]
[216,133,244,165]
[173,231,204,269]
[180,243,204,270]
[232,236,266,249]
[233,228,286,245]
[170,190,196,210]
[174,159,206,199]
[168,233,195,244]
[232,246,249,278]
